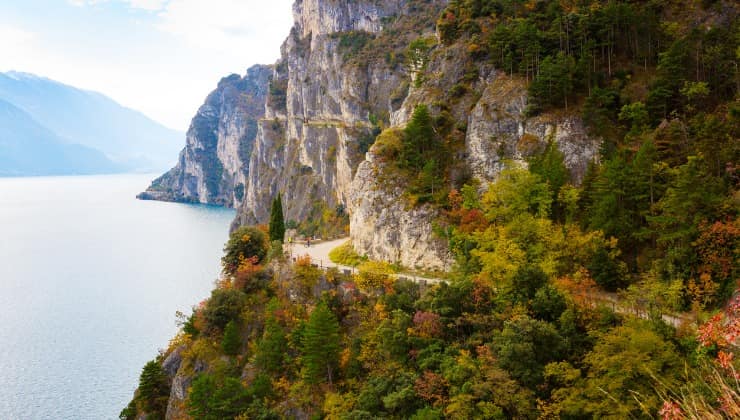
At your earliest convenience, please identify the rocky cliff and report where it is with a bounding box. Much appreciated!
[146,0,601,271]
[138,65,272,207]
[233,0,428,228]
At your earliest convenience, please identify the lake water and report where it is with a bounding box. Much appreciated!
[0,174,235,419]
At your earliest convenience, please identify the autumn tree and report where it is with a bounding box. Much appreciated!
[222,226,269,274]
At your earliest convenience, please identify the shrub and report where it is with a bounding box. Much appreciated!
[356,261,396,291]
[329,241,367,266]
[371,128,404,161]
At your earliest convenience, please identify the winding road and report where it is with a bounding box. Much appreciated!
[286,237,444,284]
[286,237,694,327]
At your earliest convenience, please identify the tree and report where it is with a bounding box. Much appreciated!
[187,375,251,420]
[222,320,240,356]
[482,165,552,222]
[136,360,170,419]
[301,300,341,385]
[401,105,436,171]
[222,226,269,274]
[255,300,289,375]
[529,52,575,111]
[268,194,285,243]
[559,322,682,418]
[650,156,726,271]
[493,315,565,390]
[528,142,569,220]
[202,288,245,333]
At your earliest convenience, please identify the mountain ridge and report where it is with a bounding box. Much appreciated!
[0,71,183,173]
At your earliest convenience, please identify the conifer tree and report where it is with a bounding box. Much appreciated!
[301,300,341,385]
[269,194,285,243]
[401,105,436,171]
[136,360,170,417]
[254,317,288,374]
[221,320,240,356]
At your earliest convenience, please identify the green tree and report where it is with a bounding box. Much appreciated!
[493,315,565,390]
[529,52,575,111]
[221,320,240,356]
[268,194,285,243]
[649,155,726,270]
[301,300,341,385]
[401,105,436,171]
[222,226,269,274]
[529,141,569,220]
[187,375,250,420]
[482,165,552,222]
[254,312,288,375]
[558,322,682,418]
[202,288,245,333]
[136,360,170,419]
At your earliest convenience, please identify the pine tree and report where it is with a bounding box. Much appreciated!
[269,194,285,243]
[254,317,288,374]
[136,360,170,417]
[401,105,436,171]
[301,300,341,385]
[221,320,240,356]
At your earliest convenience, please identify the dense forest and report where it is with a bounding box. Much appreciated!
[123,0,738,418]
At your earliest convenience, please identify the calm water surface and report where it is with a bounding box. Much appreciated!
[0,174,235,419]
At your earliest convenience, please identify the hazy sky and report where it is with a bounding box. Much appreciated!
[0,0,294,130]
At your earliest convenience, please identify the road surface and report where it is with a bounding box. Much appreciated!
[286,237,444,284]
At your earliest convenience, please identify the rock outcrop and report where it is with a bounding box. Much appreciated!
[465,72,600,185]
[138,65,272,207]
[350,151,453,270]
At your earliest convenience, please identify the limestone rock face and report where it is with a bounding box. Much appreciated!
[349,50,600,269]
[465,72,600,184]
[350,152,453,270]
[233,0,410,228]
[138,64,272,207]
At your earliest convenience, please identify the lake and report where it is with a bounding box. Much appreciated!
[0,174,235,419]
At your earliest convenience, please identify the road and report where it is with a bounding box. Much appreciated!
[286,237,444,284]
[286,237,694,327]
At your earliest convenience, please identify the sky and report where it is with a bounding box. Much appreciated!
[0,0,295,130]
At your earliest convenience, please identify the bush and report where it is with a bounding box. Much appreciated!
[371,128,404,161]
[356,261,396,291]
[329,241,367,266]
[222,226,269,274]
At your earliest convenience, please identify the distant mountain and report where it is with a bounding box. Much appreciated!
[0,71,183,172]
[0,98,120,176]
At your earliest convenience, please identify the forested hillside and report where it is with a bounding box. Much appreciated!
[123,0,738,418]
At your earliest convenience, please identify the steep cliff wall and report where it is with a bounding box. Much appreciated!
[349,36,601,269]
[233,0,442,228]
[138,65,272,207]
